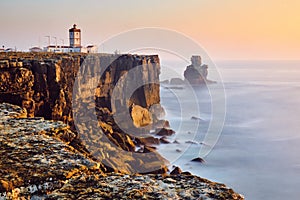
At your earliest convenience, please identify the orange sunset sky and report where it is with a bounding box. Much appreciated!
[0,0,299,60]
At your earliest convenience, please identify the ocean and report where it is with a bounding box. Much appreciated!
[158,60,300,199]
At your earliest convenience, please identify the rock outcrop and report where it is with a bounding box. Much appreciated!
[0,52,160,128]
[184,55,209,84]
[0,103,244,199]
[0,52,173,175]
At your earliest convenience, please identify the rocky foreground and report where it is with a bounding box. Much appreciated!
[0,103,244,199]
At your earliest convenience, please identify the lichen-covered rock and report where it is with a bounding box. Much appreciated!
[0,103,244,199]
[0,102,27,119]
[46,173,244,200]
[0,103,104,198]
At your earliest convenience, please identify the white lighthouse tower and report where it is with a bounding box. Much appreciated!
[69,24,81,48]
[44,24,98,53]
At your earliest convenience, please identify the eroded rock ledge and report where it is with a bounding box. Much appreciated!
[0,103,244,199]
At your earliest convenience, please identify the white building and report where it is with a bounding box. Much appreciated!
[29,47,43,52]
[43,24,97,53]
[87,45,98,53]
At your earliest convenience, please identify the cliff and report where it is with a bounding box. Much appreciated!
[0,52,160,126]
[0,52,243,199]
[0,52,177,175]
[0,103,244,199]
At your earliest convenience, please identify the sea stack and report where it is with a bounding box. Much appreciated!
[184,55,209,84]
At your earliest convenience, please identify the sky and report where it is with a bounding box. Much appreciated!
[0,0,299,60]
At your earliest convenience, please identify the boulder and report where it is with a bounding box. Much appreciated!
[159,136,171,144]
[143,146,157,153]
[131,104,152,128]
[152,119,170,129]
[135,136,160,146]
[170,166,182,175]
[170,77,185,85]
[191,157,205,163]
[155,128,175,136]
[149,103,166,120]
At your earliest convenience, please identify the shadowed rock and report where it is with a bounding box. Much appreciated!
[160,136,171,144]
[191,157,205,163]
[155,128,175,136]
[170,166,182,175]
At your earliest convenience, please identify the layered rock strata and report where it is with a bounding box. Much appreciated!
[0,52,160,128]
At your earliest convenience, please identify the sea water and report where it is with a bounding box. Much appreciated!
[158,60,300,200]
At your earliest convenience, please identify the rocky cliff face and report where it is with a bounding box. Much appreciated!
[0,52,171,174]
[0,52,160,127]
[0,53,81,122]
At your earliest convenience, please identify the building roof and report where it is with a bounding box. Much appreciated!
[30,47,42,50]
[69,24,81,32]
[46,45,82,48]
[86,45,97,48]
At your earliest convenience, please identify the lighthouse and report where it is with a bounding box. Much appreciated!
[43,24,97,53]
[69,24,81,47]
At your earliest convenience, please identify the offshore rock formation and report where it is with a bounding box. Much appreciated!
[184,55,209,84]
[0,103,244,199]
[162,55,214,86]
